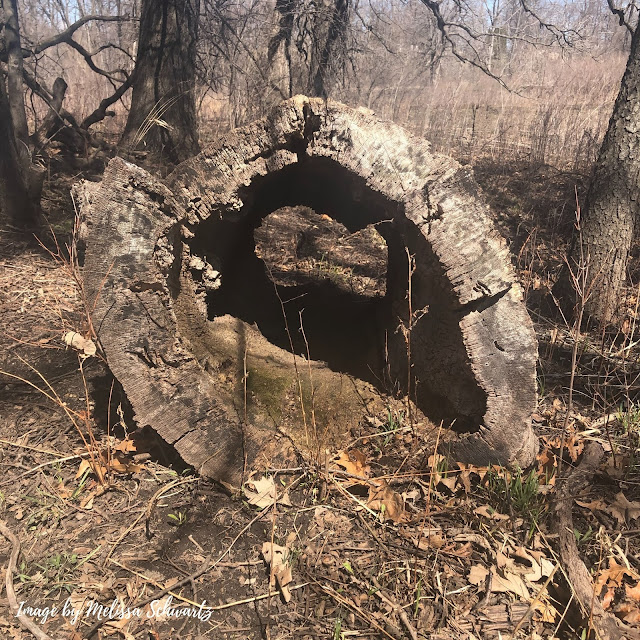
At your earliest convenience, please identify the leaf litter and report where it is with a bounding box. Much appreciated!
[2,187,640,638]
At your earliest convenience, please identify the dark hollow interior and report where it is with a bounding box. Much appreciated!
[189,157,485,427]
[191,158,402,386]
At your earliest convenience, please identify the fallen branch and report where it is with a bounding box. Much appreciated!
[555,442,639,640]
[0,520,54,640]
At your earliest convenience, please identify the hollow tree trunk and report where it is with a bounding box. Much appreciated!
[120,0,200,164]
[555,24,640,325]
[79,97,538,486]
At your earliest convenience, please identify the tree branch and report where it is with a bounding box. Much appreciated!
[16,15,131,61]
[64,37,128,83]
[606,0,634,34]
[80,72,135,130]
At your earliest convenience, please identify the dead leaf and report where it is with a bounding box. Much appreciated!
[468,564,489,586]
[109,457,143,475]
[103,615,134,636]
[332,449,370,476]
[56,481,73,499]
[626,581,640,602]
[474,504,510,521]
[531,598,559,623]
[602,586,616,610]
[64,331,97,357]
[367,480,407,523]
[412,532,445,550]
[428,453,446,469]
[565,433,584,462]
[437,475,458,492]
[490,567,530,599]
[262,542,293,602]
[80,492,95,509]
[456,463,473,493]
[114,439,137,453]
[512,546,555,583]
[243,476,277,509]
[607,492,640,524]
[616,602,640,624]
[575,498,609,513]
[76,459,93,479]
[76,458,108,481]
[595,559,640,598]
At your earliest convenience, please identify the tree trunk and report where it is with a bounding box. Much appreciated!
[79,97,538,486]
[556,24,640,325]
[310,0,349,98]
[120,0,200,164]
[0,76,36,226]
[3,0,28,144]
[0,0,43,227]
[268,0,297,98]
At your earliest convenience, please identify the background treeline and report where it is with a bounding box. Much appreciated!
[11,0,630,169]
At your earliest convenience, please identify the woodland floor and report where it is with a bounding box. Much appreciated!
[0,157,639,640]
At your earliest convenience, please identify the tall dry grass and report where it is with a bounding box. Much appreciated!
[195,47,624,171]
[333,50,624,170]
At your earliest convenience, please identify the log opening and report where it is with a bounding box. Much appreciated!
[182,156,487,430]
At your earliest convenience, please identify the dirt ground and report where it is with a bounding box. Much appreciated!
[1,160,639,640]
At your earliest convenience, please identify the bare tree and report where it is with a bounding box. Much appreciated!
[309,0,351,97]
[1,0,134,225]
[555,7,640,324]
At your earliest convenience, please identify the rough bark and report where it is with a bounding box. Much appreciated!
[0,1,42,227]
[80,97,538,485]
[268,0,297,98]
[120,0,200,164]
[3,0,28,144]
[555,24,640,325]
[0,75,34,225]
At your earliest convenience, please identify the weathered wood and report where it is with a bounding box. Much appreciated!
[254,205,387,297]
[80,96,539,484]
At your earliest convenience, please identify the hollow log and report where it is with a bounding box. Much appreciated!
[79,96,538,486]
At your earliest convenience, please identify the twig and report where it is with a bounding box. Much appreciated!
[511,561,560,635]
[0,451,90,488]
[0,520,54,640]
[371,576,419,640]
[313,580,397,640]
